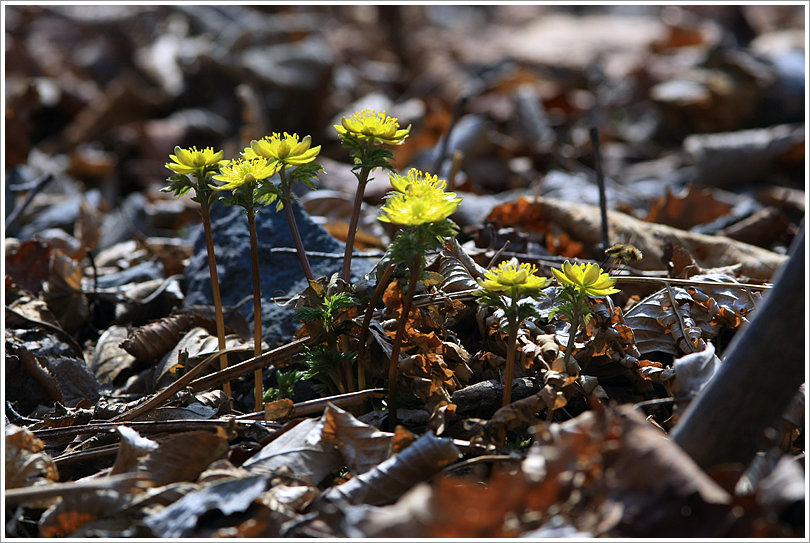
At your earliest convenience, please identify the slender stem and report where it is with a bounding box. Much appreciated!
[550,292,582,422]
[561,294,581,372]
[590,126,609,252]
[387,258,421,432]
[278,170,315,281]
[199,201,231,399]
[503,317,518,407]
[357,262,395,371]
[247,209,264,413]
[341,166,371,283]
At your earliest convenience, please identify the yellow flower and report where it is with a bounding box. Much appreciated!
[244,133,321,169]
[212,158,278,191]
[166,146,224,176]
[335,109,411,146]
[388,168,450,194]
[478,261,551,293]
[552,261,620,296]
[378,170,461,226]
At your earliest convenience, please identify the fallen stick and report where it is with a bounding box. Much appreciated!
[670,227,805,472]
[5,473,152,505]
[188,337,310,392]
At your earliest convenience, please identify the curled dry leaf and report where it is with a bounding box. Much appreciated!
[38,487,133,538]
[120,307,251,363]
[672,342,722,403]
[603,406,732,538]
[480,393,549,445]
[5,424,59,490]
[496,196,787,281]
[242,417,343,487]
[138,427,230,486]
[110,426,159,475]
[143,475,269,538]
[624,274,760,357]
[318,431,461,506]
[320,403,394,475]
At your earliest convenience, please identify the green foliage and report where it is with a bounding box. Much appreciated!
[505,435,533,450]
[296,292,360,395]
[549,285,593,327]
[338,132,397,172]
[287,161,324,192]
[295,292,359,333]
[384,219,458,268]
[302,344,356,396]
[162,173,222,208]
[255,179,280,207]
[276,369,306,400]
[217,180,257,212]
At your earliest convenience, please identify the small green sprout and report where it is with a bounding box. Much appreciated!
[475,261,551,406]
[263,369,306,402]
[296,292,359,396]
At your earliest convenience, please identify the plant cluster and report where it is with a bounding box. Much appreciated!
[162,112,621,426]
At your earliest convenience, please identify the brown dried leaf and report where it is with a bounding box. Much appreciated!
[429,470,528,537]
[517,196,787,280]
[42,249,88,333]
[264,398,294,421]
[142,475,269,538]
[624,275,759,356]
[91,325,139,384]
[482,393,548,445]
[110,426,159,475]
[120,315,191,362]
[4,239,51,294]
[139,428,230,486]
[318,431,461,506]
[39,489,130,538]
[242,417,343,486]
[320,403,394,475]
[5,424,59,490]
[427,401,456,436]
[604,406,732,537]
[645,184,732,231]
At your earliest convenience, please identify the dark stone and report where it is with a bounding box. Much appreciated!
[182,200,376,347]
[95,260,165,289]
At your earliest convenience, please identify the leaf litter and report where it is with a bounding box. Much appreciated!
[3,4,805,538]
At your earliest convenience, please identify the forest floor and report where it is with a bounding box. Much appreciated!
[4,4,806,538]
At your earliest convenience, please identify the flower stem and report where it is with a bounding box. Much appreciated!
[278,170,314,282]
[247,209,264,413]
[357,261,395,390]
[199,200,231,400]
[503,318,519,407]
[387,258,420,432]
[340,166,371,283]
[549,292,582,422]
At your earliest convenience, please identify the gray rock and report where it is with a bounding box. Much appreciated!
[183,200,376,347]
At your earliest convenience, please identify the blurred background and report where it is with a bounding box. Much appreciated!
[5,3,805,254]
